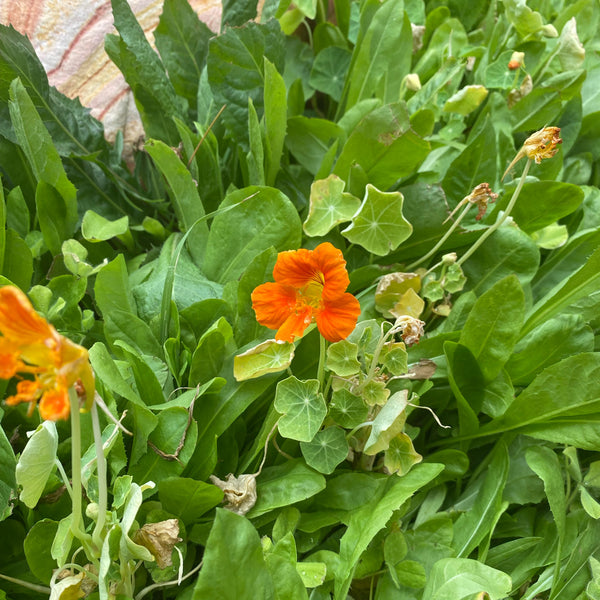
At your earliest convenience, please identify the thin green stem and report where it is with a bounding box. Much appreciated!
[457,159,532,267]
[91,401,108,550]
[407,202,472,270]
[68,387,95,558]
[0,573,50,594]
[317,335,327,392]
[54,458,73,498]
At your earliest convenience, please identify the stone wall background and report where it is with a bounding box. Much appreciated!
[0,0,222,145]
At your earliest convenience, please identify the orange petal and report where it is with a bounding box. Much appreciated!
[273,243,350,295]
[0,337,23,379]
[316,293,361,342]
[38,386,70,421]
[5,379,41,407]
[276,305,313,342]
[251,282,297,330]
[0,286,58,346]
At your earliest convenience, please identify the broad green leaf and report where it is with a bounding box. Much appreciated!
[309,46,351,102]
[342,184,413,256]
[189,317,233,384]
[0,425,16,521]
[381,342,408,376]
[263,57,287,187]
[303,175,360,237]
[459,275,525,382]
[334,103,430,191]
[95,254,136,317]
[581,487,600,519]
[154,0,212,112]
[106,0,185,144]
[275,377,326,442]
[502,0,545,38]
[326,340,361,377]
[329,389,369,429]
[193,509,275,599]
[234,339,295,381]
[462,225,540,295]
[453,442,509,558]
[526,446,566,539]
[207,19,284,147]
[300,427,349,474]
[16,421,58,508]
[444,85,489,115]
[364,390,409,455]
[202,186,302,284]
[506,314,594,385]
[50,515,73,569]
[3,230,32,290]
[81,210,129,242]
[158,477,223,524]
[249,459,326,518]
[335,463,444,600]
[421,557,512,600]
[384,433,423,475]
[522,244,600,336]
[295,561,326,588]
[265,552,309,600]
[23,519,59,584]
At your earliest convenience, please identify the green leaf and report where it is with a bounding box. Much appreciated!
[381,342,408,376]
[309,46,351,102]
[193,509,275,599]
[329,389,368,429]
[526,446,566,539]
[234,339,295,381]
[154,0,213,112]
[0,425,16,521]
[522,245,600,336]
[335,463,444,600]
[444,85,489,115]
[106,0,184,144]
[81,210,129,242]
[249,459,326,518]
[506,314,594,385]
[145,138,208,263]
[300,427,349,474]
[207,19,284,147]
[459,275,525,382]
[384,433,423,476]
[158,477,223,524]
[263,57,287,187]
[303,175,360,237]
[23,519,59,584]
[453,442,509,557]
[16,421,58,509]
[334,103,430,190]
[275,377,327,442]
[202,186,302,284]
[421,557,512,600]
[189,317,233,384]
[364,390,409,455]
[341,184,413,256]
[326,339,361,377]
[502,0,546,38]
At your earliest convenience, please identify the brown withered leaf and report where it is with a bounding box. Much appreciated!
[209,473,257,516]
[133,519,182,569]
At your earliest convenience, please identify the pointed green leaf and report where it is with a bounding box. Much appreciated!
[16,421,58,508]
[81,210,129,242]
[0,425,16,521]
[263,57,287,187]
[275,377,327,442]
[342,184,412,256]
[303,175,360,237]
[364,391,409,455]
[234,339,295,381]
[300,427,349,474]
[444,85,489,115]
[326,339,361,377]
[384,433,423,475]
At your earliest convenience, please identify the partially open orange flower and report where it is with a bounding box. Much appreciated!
[251,243,361,343]
[0,286,94,421]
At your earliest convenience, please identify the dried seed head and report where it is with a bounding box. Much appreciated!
[210,473,257,516]
[522,126,562,164]
[396,316,426,346]
[134,519,182,569]
[467,183,499,221]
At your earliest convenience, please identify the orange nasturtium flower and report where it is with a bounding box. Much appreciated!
[251,242,361,343]
[0,286,94,421]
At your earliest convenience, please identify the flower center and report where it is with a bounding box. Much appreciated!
[297,271,325,310]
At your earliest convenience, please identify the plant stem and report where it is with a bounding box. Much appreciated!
[91,400,108,550]
[68,387,95,557]
[317,335,327,392]
[0,573,50,594]
[457,159,532,267]
[407,202,472,270]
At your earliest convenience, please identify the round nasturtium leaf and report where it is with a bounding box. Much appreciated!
[274,376,327,442]
[300,427,349,474]
[326,339,361,377]
[329,389,368,429]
